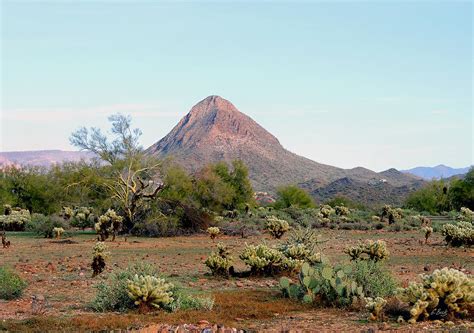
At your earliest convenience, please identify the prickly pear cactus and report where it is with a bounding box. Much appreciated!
[295,262,364,307]
[205,243,233,277]
[396,267,474,323]
[126,274,174,312]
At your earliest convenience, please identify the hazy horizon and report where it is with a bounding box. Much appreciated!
[1,1,472,171]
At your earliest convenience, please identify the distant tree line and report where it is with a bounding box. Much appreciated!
[404,168,474,214]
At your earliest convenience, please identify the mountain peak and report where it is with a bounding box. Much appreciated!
[189,95,238,116]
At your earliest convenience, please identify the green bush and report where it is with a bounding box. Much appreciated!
[274,185,315,209]
[26,213,67,238]
[92,263,160,312]
[91,262,213,313]
[352,260,397,298]
[0,267,27,300]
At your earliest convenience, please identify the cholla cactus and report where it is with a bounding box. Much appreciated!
[441,222,473,247]
[280,228,324,267]
[91,242,109,277]
[0,208,31,231]
[53,227,64,239]
[70,206,94,230]
[95,209,123,241]
[265,216,290,239]
[396,268,474,323]
[205,243,233,277]
[206,227,220,241]
[371,216,381,223]
[365,297,387,321]
[61,206,74,220]
[335,205,350,216]
[421,226,433,244]
[345,240,389,262]
[457,207,474,223]
[319,205,335,219]
[127,274,174,312]
[240,243,288,275]
[381,205,401,224]
[3,204,12,215]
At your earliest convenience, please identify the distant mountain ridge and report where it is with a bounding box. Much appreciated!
[146,95,423,205]
[402,165,472,180]
[0,150,94,167]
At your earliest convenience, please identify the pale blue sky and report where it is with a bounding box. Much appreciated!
[1,1,472,171]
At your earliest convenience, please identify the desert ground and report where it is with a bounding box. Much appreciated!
[1,229,472,332]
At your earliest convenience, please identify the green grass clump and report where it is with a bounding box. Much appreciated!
[0,267,27,300]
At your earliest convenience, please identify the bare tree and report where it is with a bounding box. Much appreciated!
[70,114,163,231]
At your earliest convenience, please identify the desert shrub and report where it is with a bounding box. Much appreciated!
[132,215,181,237]
[92,263,160,312]
[396,268,474,323]
[352,260,397,298]
[265,216,290,239]
[92,262,213,313]
[0,207,31,231]
[206,226,220,240]
[26,213,67,238]
[91,242,109,277]
[168,290,214,311]
[205,243,233,277]
[240,243,293,275]
[441,222,473,247]
[280,262,364,307]
[95,209,123,241]
[345,240,390,262]
[127,275,174,312]
[0,267,27,300]
[274,185,315,209]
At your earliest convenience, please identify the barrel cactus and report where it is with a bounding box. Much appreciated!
[396,268,474,323]
[126,274,174,312]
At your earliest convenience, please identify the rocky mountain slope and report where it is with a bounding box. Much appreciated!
[146,95,423,204]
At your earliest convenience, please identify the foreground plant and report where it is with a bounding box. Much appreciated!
[0,266,27,300]
[280,262,364,307]
[127,274,174,313]
[396,267,474,323]
[205,243,233,277]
